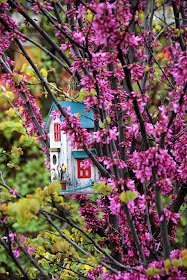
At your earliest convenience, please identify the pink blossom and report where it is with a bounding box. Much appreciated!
[108,194,121,215]
[172,52,187,85]
[108,127,119,143]
[31,2,53,14]
[50,109,61,121]
[0,216,7,223]
[3,232,16,243]
[130,64,145,82]
[9,188,18,195]
[44,158,50,165]
[27,246,36,255]
[12,247,21,258]
[43,146,49,154]
[72,31,85,44]
[80,158,93,169]
[60,43,68,51]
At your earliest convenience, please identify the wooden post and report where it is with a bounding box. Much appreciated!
[60,180,66,190]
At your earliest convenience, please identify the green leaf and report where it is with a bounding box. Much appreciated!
[13,74,23,84]
[172,258,181,269]
[51,180,61,194]
[120,191,127,202]
[106,117,111,123]
[93,182,112,195]
[144,65,150,72]
[41,68,48,78]
[100,184,112,195]
[5,108,17,117]
[25,65,35,76]
[0,86,5,93]
[126,190,138,201]
[0,190,11,201]
[120,191,138,202]
[181,249,187,267]
[20,63,27,72]
[93,181,105,192]
[4,91,14,101]
[11,146,23,157]
[79,88,87,101]
[30,198,40,214]
[87,9,93,22]
[164,259,171,273]
[28,267,37,278]
[20,135,33,146]
[7,198,40,227]
[14,122,25,134]
[6,82,10,89]
[147,267,161,276]
[182,256,187,267]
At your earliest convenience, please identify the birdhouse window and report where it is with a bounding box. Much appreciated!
[54,123,61,141]
[77,159,91,178]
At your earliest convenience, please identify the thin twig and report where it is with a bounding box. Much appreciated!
[14,235,51,280]
[41,209,138,273]
[0,237,32,280]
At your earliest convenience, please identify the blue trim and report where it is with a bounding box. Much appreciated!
[73,92,80,99]
[44,101,94,130]
[60,183,94,193]
[72,150,97,159]
[44,104,55,130]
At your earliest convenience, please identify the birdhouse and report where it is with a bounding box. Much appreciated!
[44,101,100,194]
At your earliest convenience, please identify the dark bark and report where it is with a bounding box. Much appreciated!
[168,185,187,235]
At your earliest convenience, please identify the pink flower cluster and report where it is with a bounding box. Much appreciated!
[31,2,53,15]
[3,233,35,258]
[129,146,176,185]
[172,52,187,86]
[16,94,45,136]
[93,126,119,145]
[78,203,104,232]
[88,254,186,280]
[59,106,92,149]
[51,109,62,121]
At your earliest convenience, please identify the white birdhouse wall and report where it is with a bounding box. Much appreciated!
[49,117,61,149]
[66,138,76,187]
[60,132,67,166]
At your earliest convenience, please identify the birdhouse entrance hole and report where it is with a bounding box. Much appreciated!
[53,155,57,165]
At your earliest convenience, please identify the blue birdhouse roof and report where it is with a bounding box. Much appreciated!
[44,101,94,130]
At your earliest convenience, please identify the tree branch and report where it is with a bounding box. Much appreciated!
[23,34,73,75]
[42,212,119,274]
[172,1,186,51]
[152,166,170,260]
[14,235,51,280]
[7,0,82,80]
[0,237,32,280]
[117,47,149,151]
[40,209,140,273]
[159,84,186,149]
[168,184,187,234]
[0,57,50,154]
